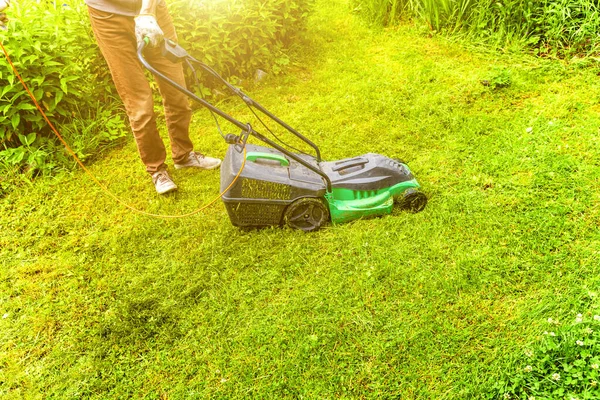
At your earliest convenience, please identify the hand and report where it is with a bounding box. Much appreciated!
[134,15,164,47]
[0,0,9,31]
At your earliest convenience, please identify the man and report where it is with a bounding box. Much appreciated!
[85,0,221,194]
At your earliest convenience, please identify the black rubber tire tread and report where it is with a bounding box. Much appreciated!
[284,197,329,232]
[398,189,428,213]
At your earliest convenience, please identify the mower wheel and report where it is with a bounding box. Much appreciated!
[284,197,329,232]
[398,189,427,213]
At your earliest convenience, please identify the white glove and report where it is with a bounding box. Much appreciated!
[134,14,164,47]
[0,0,10,13]
[0,0,9,31]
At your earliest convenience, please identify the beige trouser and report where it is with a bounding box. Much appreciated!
[88,4,193,173]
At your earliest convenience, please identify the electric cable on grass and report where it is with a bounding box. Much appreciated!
[0,40,246,219]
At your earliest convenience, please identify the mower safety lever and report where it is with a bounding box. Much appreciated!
[162,38,190,63]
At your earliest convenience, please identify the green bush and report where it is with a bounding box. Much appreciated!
[0,0,313,190]
[170,0,314,78]
[489,314,600,399]
[352,0,600,57]
[0,0,127,181]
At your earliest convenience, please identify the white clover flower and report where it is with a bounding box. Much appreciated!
[592,380,598,387]
[525,349,534,357]
[594,315,600,321]
[503,394,511,399]
[548,317,555,324]
[592,364,599,370]
[550,332,556,336]
[577,340,585,346]
[220,378,227,383]
[543,331,549,335]
[585,328,593,335]
[552,373,561,381]
[1,313,7,319]
[576,314,583,323]
[524,365,533,372]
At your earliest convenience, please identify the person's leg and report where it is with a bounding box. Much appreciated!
[144,2,194,164]
[87,6,168,174]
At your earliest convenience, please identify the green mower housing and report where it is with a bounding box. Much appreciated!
[221,144,427,231]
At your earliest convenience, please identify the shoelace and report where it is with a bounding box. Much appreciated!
[154,171,171,184]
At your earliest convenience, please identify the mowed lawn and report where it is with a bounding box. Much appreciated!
[3,0,600,398]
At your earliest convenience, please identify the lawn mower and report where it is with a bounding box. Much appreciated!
[138,39,427,231]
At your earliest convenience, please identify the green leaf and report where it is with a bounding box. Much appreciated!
[0,85,14,99]
[25,132,36,145]
[16,103,37,111]
[60,78,68,94]
[54,91,64,106]
[11,114,20,130]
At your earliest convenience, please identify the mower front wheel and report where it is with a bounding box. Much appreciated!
[284,197,329,232]
[397,189,428,213]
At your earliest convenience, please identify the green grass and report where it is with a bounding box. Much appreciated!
[3,0,600,398]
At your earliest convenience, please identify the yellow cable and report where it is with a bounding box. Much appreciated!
[0,40,246,219]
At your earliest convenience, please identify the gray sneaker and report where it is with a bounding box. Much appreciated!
[152,169,178,194]
[174,151,222,170]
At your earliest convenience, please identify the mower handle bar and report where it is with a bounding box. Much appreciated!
[137,39,332,192]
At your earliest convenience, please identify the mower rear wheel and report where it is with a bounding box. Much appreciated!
[397,189,428,213]
[284,197,329,232]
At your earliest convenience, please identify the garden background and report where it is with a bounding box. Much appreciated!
[2,0,600,398]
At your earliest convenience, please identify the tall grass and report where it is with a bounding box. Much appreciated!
[353,0,600,57]
[352,0,409,26]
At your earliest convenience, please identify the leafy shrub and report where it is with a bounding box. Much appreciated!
[0,0,127,180]
[170,0,313,78]
[489,314,600,399]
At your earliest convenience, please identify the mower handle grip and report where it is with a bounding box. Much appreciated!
[246,152,290,167]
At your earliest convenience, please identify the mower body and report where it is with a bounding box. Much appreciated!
[221,144,425,230]
[137,41,427,231]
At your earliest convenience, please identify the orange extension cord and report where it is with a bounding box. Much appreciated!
[0,40,246,219]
